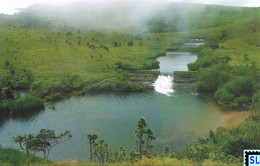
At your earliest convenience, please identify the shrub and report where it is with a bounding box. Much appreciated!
[232,96,249,108]
[127,40,134,46]
[196,65,230,93]
[0,145,42,165]
[252,92,260,110]
[0,95,44,113]
[214,77,253,108]
[223,77,254,97]
[11,69,34,90]
[62,74,84,90]
[30,78,66,98]
[214,88,235,105]
[188,54,231,71]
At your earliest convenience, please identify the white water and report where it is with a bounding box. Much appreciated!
[153,75,174,96]
[153,42,205,96]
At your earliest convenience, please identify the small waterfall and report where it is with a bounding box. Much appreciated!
[153,75,174,96]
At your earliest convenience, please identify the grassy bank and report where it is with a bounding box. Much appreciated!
[187,18,260,108]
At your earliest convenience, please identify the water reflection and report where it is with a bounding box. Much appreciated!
[0,108,44,130]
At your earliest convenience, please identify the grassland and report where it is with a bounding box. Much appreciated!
[188,18,260,66]
[0,18,188,101]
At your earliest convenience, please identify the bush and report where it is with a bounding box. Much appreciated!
[11,69,34,90]
[0,145,42,165]
[188,55,231,71]
[223,77,254,97]
[214,88,235,105]
[30,78,66,98]
[62,74,84,90]
[127,40,134,46]
[214,77,253,108]
[0,95,44,113]
[252,92,260,110]
[210,110,260,158]
[196,65,230,93]
[232,96,249,108]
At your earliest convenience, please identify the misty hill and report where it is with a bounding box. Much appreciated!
[5,2,260,32]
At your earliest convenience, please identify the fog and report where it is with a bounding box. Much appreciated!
[16,1,170,30]
[2,0,259,32]
[1,0,259,15]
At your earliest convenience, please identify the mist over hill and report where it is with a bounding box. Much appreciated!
[6,1,259,32]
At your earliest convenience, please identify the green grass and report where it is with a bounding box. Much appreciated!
[186,18,260,108]
[0,20,187,99]
[188,18,260,66]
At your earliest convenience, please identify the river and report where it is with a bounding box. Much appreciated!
[0,42,249,161]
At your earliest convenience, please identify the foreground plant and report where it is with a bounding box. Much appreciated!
[13,134,35,166]
[14,129,72,165]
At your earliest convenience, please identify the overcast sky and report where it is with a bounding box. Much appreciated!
[0,0,259,15]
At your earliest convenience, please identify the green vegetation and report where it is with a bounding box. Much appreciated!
[188,18,260,108]
[134,117,155,158]
[163,145,170,156]
[86,134,98,162]
[0,14,185,103]
[0,61,44,113]
[186,137,209,166]
[83,69,146,93]
[184,17,260,165]
[0,95,44,113]
[0,145,41,165]
[13,129,72,165]
[208,110,260,163]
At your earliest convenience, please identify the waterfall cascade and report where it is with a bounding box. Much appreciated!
[153,75,174,96]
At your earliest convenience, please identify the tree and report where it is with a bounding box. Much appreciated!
[29,129,72,164]
[93,139,110,164]
[135,117,147,158]
[13,134,35,166]
[129,150,139,163]
[186,137,210,166]
[164,145,170,156]
[87,133,98,162]
[146,128,155,152]
[115,146,126,163]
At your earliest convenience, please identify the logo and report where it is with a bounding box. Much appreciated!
[244,150,260,166]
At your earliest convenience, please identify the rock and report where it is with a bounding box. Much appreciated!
[173,71,197,83]
[173,71,197,90]
[128,70,160,85]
